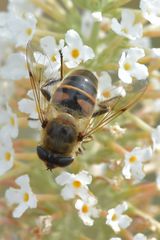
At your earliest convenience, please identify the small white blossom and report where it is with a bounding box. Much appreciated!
[151,125,160,151]
[0,143,14,176]
[91,11,102,22]
[39,36,64,72]
[151,48,160,58]
[0,104,18,139]
[18,90,41,129]
[97,71,126,102]
[122,146,153,183]
[106,202,132,233]
[55,170,92,200]
[110,238,121,240]
[75,195,99,226]
[118,48,148,84]
[156,173,160,190]
[81,11,94,40]
[130,37,151,49]
[8,0,41,16]
[109,123,126,138]
[133,233,147,240]
[89,163,107,177]
[63,29,95,68]
[0,52,29,81]
[6,13,37,47]
[140,0,160,26]
[5,175,37,218]
[111,9,143,40]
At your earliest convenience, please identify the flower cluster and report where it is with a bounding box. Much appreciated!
[56,171,99,226]
[0,0,160,239]
[0,104,18,175]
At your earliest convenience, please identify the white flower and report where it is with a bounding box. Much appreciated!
[151,125,160,151]
[55,170,92,200]
[0,52,29,81]
[63,29,95,68]
[18,90,41,129]
[81,11,94,40]
[75,195,99,226]
[8,0,41,16]
[110,238,121,240]
[151,48,160,57]
[5,175,37,218]
[106,202,132,233]
[156,173,160,190]
[6,13,37,47]
[118,48,149,84]
[97,71,126,102]
[111,9,143,40]
[122,146,153,183]
[130,37,151,49]
[109,123,126,138]
[89,163,107,177]
[0,143,14,176]
[39,36,64,72]
[91,11,102,22]
[0,104,18,139]
[133,233,147,240]
[140,0,160,26]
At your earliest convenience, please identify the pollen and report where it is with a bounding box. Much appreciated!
[26,28,32,36]
[103,90,111,98]
[5,152,11,161]
[71,49,80,59]
[82,204,89,213]
[10,116,15,126]
[129,155,137,163]
[23,192,29,202]
[111,213,117,221]
[72,180,81,188]
[51,55,56,62]
[122,27,128,34]
[124,62,132,71]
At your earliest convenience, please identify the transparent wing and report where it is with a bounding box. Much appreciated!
[83,78,148,138]
[26,37,62,126]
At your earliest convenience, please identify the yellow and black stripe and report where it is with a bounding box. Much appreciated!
[52,70,98,117]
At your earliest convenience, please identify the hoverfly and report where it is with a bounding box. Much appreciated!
[26,38,147,170]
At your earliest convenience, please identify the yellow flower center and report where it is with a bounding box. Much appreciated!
[129,155,137,163]
[26,28,32,36]
[82,204,89,213]
[10,116,15,126]
[72,180,81,188]
[103,90,111,98]
[5,152,11,161]
[71,49,80,59]
[124,62,132,71]
[23,192,29,202]
[122,28,128,34]
[111,213,118,221]
[51,55,56,62]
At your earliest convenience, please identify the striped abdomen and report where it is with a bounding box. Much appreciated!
[52,69,98,117]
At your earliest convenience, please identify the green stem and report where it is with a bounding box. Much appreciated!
[129,202,160,233]
[126,112,153,133]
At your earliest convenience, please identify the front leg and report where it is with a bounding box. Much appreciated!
[92,96,120,117]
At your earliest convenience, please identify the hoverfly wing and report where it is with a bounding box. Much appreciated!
[26,37,61,127]
[83,78,148,138]
[26,40,47,126]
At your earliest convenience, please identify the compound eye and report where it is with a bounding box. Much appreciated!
[37,146,49,161]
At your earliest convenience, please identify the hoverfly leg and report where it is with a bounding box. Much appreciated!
[41,78,61,101]
[92,96,121,118]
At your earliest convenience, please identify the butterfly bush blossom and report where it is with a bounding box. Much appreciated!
[0,0,160,239]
